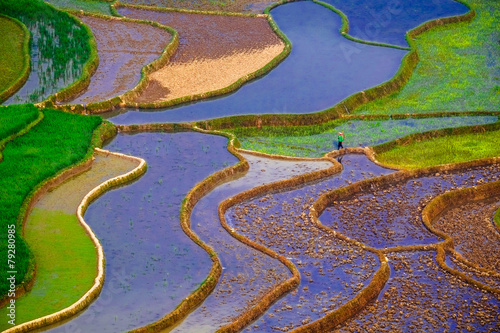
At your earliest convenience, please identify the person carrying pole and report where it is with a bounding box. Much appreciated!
[337,131,344,150]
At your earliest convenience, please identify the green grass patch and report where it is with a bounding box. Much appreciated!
[0,209,96,330]
[44,0,115,16]
[228,116,497,157]
[494,206,500,229]
[0,104,39,143]
[0,106,102,298]
[355,0,500,114]
[0,16,28,95]
[375,129,500,169]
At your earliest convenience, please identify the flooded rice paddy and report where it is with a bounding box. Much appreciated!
[68,15,171,105]
[0,152,139,331]
[338,251,499,332]
[226,154,394,331]
[47,132,238,332]
[171,153,333,332]
[3,20,86,105]
[106,1,407,124]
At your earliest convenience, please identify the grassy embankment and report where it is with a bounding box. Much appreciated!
[0,106,102,300]
[0,15,29,101]
[375,129,500,169]
[0,104,40,149]
[354,0,500,114]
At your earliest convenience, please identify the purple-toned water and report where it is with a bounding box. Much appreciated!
[226,154,394,331]
[47,132,238,333]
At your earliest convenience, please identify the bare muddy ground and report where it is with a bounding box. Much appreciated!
[337,251,500,332]
[226,154,393,331]
[117,7,284,103]
[69,15,171,105]
[321,166,500,250]
[171,153,332,332]
[435,197,500,272]
[229,157,500,331]
[118,0,276,14]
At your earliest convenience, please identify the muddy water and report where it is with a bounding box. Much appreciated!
[0,153,139,330]
[225,154,394,331]
[170,153,333,332]
[444,255,500,290]
[338,251,500,332]
[322,0,469,47]
[106,1,407,124]
[47,132,238,333]
[435,196,500,271]
[321,166,500,249]
[68,15,170,105]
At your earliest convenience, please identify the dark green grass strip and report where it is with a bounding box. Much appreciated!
[0,104,39,143]
[0,107,102,298]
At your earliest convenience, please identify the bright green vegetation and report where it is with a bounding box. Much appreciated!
[355,0,500,114]
[0,106,102,298]
[494,207,500,229]
[228,116,498,158]
[0,104,39,143]
[0,210,95,330]
[0,0,92,104]
[44,0,115,16]
[375,129,500,169]
[0,16,28,96]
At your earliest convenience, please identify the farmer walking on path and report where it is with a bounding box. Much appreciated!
[337,131,344,150]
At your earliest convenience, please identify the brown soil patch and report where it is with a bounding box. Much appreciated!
[434,197,500,272]
[70,15,171,104]
[119,0,275,15]
[139,44,283,102]
[117,7,284,103]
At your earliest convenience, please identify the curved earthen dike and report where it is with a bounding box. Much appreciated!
[308,153,500,330]
[223,153,393,332]
[169,151,334,332]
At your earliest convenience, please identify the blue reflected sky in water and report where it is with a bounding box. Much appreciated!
[107,1,407,124]
[322,0,469,47]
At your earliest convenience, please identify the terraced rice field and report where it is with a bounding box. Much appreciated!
[116,6,284,105]
[68,14,171,105]
[1,0,499,332]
